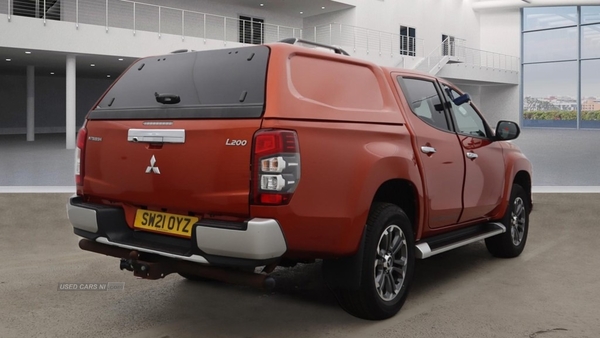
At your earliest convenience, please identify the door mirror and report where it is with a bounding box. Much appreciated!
[452,93,471,106]
[495,121,520,141]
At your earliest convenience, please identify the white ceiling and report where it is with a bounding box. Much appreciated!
[221,0,354,17]
[0,1,355,78]
[0,47,136,78]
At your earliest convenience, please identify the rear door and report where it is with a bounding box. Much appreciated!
[82,46,270,217]
[396,76,465,229]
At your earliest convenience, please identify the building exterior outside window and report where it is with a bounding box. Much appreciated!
[400,25,416,56]
[522,6,600,129]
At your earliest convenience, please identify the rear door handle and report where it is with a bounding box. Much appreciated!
[421,146,436,154]
[466,152,478,160]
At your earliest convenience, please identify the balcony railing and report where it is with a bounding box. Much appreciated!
[414,37,520,74]
[2,0,302,44]
[302,23,425,57]
[454,45,521,72]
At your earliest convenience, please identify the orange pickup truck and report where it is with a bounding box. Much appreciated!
[68,39,532,320]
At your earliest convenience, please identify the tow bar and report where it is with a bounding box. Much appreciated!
[79,239,276,290]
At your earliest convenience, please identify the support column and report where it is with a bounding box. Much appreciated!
[66,55,77,150]
[26,66,35,141]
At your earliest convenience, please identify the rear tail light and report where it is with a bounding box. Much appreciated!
[75,127,87,188]
[252,130,301,205]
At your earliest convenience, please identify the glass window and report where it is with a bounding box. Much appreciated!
[399,78,450,131]
[522,62,578,128]
[523,28,578,63]
[239,16,264,45]
[523,7,578,31]
[581,6,600,24]
[400,26,416,56]
[444,87,487,138]
[581,25,600,59]
[581,59,600,129]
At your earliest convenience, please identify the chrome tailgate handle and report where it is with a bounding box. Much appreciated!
[127,129,185,144]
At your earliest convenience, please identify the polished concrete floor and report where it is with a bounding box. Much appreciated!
[1,129,600,191]
[1,193,599,337]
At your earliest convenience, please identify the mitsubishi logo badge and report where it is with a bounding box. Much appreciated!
[145,155,161,174]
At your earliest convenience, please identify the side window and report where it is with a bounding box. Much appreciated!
[444,86,488,138]
[399,77,451,131]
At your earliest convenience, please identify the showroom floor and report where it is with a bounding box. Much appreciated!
[0,193,599,337]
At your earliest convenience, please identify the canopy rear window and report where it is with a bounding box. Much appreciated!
[88,46,270,120]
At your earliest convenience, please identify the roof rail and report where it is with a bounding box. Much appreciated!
[171,49,191,54]
[278,38,350,56]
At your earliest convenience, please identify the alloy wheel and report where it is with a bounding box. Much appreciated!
[374,224,408,301]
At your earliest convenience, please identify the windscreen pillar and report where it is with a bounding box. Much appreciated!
[26,65,35,142]
[66,55,76,149]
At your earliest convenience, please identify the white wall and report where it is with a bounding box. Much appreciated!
[479,9,521,56]
[349,0,482,53]
[478,8,522,124]
[302,8,357,28]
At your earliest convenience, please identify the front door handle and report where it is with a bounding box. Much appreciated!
[421,146,436,154]
[466,152,478,160]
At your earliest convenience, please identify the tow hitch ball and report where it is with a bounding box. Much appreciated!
[118,251,157,279]
[120,258,151,276]
[119,258,135,272]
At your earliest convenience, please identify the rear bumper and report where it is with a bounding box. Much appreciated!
[66,196,287,267]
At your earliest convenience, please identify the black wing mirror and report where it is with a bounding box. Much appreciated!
[495,120,520,141]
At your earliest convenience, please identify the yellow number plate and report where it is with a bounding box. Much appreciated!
[134,210,198,238]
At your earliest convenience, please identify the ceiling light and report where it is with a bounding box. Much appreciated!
[90,64,95,67]
[107,75,111,78]
[50,72,55,75]
[260,3,264,6]
[118,58,123,61]
[300,11,303,14]
[322,6,325,9]
[5,59,11,62]
[25,51,31,54]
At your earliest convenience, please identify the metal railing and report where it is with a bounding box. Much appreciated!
[302,22,425,57]
[414,37,519,74]
[454,45,520,72]
[2,0,302,44]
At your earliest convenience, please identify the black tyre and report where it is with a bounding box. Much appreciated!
[333,203,415,320]
[485,184,529,258]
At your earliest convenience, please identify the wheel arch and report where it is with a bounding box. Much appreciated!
[513,170,532,211]
[372,179,420,239]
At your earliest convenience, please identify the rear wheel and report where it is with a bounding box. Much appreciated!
[485,184,529,258]
[333,203,415,320]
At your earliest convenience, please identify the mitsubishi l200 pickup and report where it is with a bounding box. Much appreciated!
[67,39,532,320]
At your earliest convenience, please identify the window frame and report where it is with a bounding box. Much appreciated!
[400,25,416,56]
[239,15,265,45]
[397,76,455,134]
[441,83,494,140]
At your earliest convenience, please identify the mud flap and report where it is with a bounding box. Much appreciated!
[322,226,366,290]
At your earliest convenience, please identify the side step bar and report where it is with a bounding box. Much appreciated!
[415,222,506,259]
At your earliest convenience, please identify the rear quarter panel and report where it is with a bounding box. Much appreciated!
[252,120,422,258]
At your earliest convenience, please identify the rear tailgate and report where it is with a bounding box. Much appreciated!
[81,46,270,216]
[84,119,258,216]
